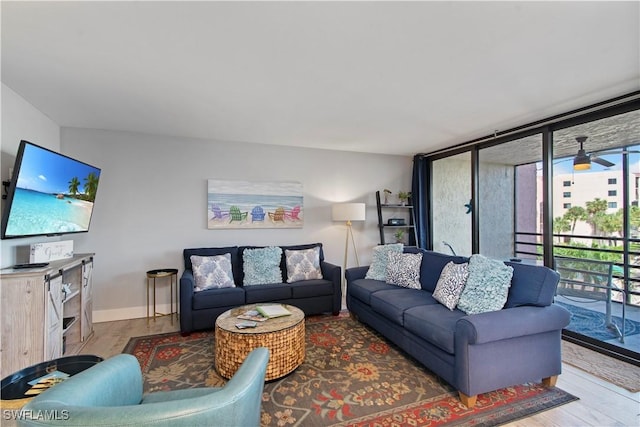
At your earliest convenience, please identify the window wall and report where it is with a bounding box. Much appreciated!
[424,94,640,363]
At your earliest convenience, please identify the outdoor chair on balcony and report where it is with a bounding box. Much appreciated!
[554,256,626,343]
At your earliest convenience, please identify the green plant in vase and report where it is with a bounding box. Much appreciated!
[394,229,405,243]
[398,191,411,206]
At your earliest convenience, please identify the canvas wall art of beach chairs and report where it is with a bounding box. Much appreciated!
[251,206,266,222]
[207,179,304,229]
[268,207,285,223]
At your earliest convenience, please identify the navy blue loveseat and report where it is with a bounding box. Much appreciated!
[346,248,570,408]
[180,243,341,334]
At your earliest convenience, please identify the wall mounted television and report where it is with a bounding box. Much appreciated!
[1,140,101,239]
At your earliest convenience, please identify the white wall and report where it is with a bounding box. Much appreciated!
[1,84,61,267]
[62,128,412,322]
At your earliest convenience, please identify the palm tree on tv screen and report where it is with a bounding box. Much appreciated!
[68,176,80,196]
[84,172,99,202]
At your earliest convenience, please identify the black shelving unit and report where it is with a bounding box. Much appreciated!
[375,191,418,246]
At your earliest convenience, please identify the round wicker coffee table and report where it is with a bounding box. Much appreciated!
[214,304,305,381]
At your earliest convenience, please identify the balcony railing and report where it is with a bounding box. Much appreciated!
[514,231,640,307]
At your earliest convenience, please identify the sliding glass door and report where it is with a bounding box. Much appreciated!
[552,109,640,357]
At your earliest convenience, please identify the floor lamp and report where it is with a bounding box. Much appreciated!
[332,203,366,295]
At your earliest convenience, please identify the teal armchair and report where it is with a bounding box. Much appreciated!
[18,347,269,426]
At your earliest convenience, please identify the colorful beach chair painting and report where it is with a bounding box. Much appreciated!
[207,179,303,229]
[284,206,301,221]
[268,207,285,223]
[210,204,229,220]
[251,206,266,222]
[229,206,248,223]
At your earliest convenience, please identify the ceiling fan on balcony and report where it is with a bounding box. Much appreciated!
[572,136,616,171]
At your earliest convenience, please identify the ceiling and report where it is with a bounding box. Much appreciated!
[2,1,639,157]
[470,109,640,167]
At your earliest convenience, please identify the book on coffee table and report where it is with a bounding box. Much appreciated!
[256,304,292,319]
[237,309,267,322]
[235,321,258,329]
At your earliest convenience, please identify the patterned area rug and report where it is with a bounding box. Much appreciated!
[123,314,577,426]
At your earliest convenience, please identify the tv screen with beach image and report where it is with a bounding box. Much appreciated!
[2,142,101,238]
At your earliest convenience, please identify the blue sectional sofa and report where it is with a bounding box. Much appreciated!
[180,243,341,334]
[346,248,570,408]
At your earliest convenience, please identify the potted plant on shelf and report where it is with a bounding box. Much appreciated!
[398,191,411,206]
[394,229,405,243]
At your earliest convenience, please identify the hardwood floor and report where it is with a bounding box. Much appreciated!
[82,315,639,426]
[82,315,180,359]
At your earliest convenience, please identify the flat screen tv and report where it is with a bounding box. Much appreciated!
[1,140,101,239]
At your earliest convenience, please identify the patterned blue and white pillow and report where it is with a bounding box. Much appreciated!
[457,254,513,315]
[433,261,469,310]
[385,251,422,289]
[190,254,235,292]
[285,246,323,283]
[365,243,404,280]
[243,246,283,286]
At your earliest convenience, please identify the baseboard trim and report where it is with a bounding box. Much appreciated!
[93,303,176,323]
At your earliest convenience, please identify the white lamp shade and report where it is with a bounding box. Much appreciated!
[332,203,366,222]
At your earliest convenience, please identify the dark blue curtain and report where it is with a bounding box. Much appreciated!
[411,155,429,249]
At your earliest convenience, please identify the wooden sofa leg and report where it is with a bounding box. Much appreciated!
[542,375,558,387]
[458,392,477,408]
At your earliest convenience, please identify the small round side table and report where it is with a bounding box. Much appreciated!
[146,269,178,324]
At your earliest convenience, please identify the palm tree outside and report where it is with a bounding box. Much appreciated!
[564,206,587,233]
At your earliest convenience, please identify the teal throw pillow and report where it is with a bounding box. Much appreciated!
[243,246,283,286]
[365,243,404,280]
[457,254,513,315]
